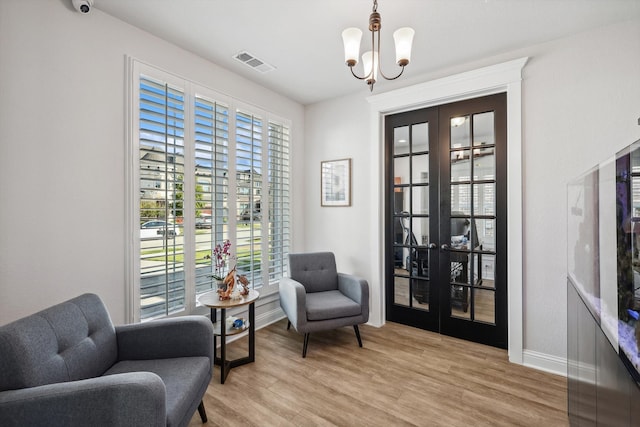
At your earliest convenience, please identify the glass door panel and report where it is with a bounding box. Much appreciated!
[473,147,495,180]
[450,116,471,148]
[451,150,471,182]
[387,107,438,327]
[451,184,471,215]
[386,93,506,348]
[412,154,429,183]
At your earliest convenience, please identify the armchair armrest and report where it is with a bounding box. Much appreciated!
[0,372,165,427]
[278,277,307,330]
[338,273,370,322]
[115,315,213,361]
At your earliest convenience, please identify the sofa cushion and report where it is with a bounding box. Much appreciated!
[104,357,210,427]
[0,294,117,391]
[306,290,362,321]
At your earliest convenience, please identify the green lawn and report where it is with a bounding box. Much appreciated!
[142,247,261,271]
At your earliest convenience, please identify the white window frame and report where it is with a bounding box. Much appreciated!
[125,58,291,323]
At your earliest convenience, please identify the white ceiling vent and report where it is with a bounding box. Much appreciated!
[233,51,276,74]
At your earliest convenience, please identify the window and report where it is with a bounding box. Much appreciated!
[128,60,291,322]
[268,122,290,282]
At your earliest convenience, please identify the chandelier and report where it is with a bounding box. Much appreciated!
[341,0,415,91]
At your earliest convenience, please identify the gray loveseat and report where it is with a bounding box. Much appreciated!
[0,293,213,427]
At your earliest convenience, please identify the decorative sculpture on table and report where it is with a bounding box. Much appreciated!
[217,266,250,300]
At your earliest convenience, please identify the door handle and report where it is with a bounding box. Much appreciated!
[428,243,437,249]
[441,244,450,251]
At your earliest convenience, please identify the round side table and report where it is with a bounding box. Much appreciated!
[197,289,259,384]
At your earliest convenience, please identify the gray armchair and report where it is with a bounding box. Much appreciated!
[279,252,369,357]
[0,293,213,427]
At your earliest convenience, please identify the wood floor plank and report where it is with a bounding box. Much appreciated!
[189,319,568,427]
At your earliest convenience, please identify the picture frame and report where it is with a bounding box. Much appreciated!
[321,158,351,207]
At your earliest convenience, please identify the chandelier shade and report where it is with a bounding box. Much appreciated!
[341,0,414,91]
[342,28,363,66]
[393,27,415,66]
[361,51,378,85]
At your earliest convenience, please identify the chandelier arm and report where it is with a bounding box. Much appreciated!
[378,65,406,81]
[349,66,369,81]
[374,28,405,81]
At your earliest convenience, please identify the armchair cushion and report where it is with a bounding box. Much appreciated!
[289,251,338,293]
[104,357,210,427]
[306,290,362,321]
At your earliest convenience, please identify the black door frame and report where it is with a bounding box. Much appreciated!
[385,93,508,349]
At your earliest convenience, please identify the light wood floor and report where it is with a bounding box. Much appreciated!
[189,319,568,427]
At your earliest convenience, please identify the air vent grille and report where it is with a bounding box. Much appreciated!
[233,51,276,74]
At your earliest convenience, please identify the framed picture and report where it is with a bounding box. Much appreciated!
[321,158,351,207]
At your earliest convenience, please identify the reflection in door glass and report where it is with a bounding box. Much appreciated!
[473,112,495,146]
[473,183,495,215]
[473,147,495,181]
[450,254,470,285]
[394,275,410,307]
[474,253,495,288]
[451,184,471,215]
[451,150,471,182]
[450,116,471,148]
[411,217,430,246]
[474,218,495,250]
[412,279,430,311]
[412,154,429,183]
[474,288,495,324]
[451,285,470,319]
[412,122,429,152]
[412,186,429,215]
[394,156,410,184]
[394,126,410,155]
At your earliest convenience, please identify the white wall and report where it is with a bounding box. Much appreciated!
[304,19,640,363]
[304,95,372,273]
[0,0,304,325]
[521,19,640,360]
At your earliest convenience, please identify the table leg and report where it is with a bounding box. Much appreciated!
[211,307,217,365]
[220,307,227,384]
[248,301,255,362]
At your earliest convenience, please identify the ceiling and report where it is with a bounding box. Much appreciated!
[94,0,640,105]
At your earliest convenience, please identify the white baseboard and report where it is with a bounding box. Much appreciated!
[522,349,567,377]
[255,306,286,330]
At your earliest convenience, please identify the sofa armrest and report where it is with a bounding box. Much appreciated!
[278,277,307,330]
[115,315,213,361]
[338,273,370,322]
[0,372,165,427]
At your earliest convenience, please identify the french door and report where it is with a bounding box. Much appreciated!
[385,93,507,348]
